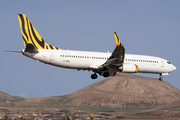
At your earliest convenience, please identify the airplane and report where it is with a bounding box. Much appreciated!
[8,14,176,81]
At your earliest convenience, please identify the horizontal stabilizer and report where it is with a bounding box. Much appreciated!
[5,50,22,53]
[24,44,39,53]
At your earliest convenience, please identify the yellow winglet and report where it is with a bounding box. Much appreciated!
[114,32,123,47]
[17,14,61,50]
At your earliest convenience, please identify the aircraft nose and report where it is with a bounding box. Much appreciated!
[172,65,176,71]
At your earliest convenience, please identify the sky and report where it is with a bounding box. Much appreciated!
[1,0,180,98]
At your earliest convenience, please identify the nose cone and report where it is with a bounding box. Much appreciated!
[172,65,176,72]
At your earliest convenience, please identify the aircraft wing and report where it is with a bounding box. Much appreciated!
[101,32,125,68]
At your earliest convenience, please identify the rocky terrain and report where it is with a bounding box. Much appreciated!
[0,106,180,119]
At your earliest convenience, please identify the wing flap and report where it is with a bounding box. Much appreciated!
[102,58,118,67]
[89,64,102,70]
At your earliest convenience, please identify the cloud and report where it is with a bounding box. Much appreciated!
[18,93,28,98]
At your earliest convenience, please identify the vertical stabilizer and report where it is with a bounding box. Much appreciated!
[17,14,61,50]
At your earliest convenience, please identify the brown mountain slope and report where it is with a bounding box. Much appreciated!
[60,73,180,108]
[0,91,22,101]
[147,100,180,116]
[163,100,180,111]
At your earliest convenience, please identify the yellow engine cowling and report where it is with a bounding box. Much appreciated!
[119,64,138,73]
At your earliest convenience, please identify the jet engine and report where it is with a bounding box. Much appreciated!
[118,64,138,73]
[100,71,117,77]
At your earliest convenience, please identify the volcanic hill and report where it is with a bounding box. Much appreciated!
[0,91,22,101]
[1,73,180,111]
[58,73,180,108]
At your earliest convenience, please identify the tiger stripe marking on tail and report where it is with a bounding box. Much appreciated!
[17,14,61,50]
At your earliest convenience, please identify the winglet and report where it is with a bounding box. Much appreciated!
[114,32,123,47]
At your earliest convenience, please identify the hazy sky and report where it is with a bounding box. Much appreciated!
[1,0,179,98]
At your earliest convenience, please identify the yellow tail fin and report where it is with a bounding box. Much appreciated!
[17,14,61,50]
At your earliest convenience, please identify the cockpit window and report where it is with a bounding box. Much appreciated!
[167,61,171,64]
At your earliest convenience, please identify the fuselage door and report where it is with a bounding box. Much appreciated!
[161,60,164,67]
[50,52,55,61]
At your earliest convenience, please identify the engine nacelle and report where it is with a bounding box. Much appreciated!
[100,71,117,77]
[118,64,138,73]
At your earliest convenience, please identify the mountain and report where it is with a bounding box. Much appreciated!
[0,91,22,101]
[2,73,180,111]
[59,73,180,108]
[163,100,180,111]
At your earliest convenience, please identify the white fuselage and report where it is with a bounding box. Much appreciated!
[16,14,176,80]
[22,49,176,75]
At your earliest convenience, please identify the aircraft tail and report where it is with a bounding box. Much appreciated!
[17,14,61,50]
